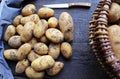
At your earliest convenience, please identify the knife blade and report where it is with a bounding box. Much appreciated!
[43,2,91,8]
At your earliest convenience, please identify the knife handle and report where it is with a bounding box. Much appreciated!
[69,2,91,8]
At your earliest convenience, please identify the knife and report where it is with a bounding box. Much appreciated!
[43,2,91,8]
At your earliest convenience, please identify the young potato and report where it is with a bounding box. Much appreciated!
[28,38,37,48]
[21,21,35,42]
[108,3,120,23]
[4,49,18,61]
[25,66,45,79]
[34,43,48,55]
[46,61,64,76]
[20,16,31,25]
[59,12,74,42]
[22,4,36,16]
[33,20,48,38]
[4,25,16,42]
[13,15,23,26]
[8,35,22,48]
[15,59,29,73]
[48,43,60,59]
[31,55,55,71]
[17,43,32,60]
[29,14,40,23]
[40,35,49,44]
[28,50,41,62]
[38,7,54,18]
[61,42,72,59]
[45,28,64,43]
[48,17,58,28]
[108,25,120,60]
[16,24,23,35]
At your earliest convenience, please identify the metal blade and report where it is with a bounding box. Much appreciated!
[43,3,69,8]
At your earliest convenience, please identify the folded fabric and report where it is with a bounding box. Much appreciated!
[0,0,23,79]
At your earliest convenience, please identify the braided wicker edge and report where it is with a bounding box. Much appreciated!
[89,0,120,79]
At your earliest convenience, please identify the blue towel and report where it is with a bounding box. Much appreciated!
[0,0,23,79]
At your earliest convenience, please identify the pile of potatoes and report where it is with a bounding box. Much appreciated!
[107,3,120,60]
[3,4,74,79]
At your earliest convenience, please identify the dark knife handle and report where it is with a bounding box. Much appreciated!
[69,2,91,8]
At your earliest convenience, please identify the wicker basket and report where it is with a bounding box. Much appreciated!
[89,0,120,79]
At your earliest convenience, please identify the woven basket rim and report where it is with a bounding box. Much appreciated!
[89,0,120,79]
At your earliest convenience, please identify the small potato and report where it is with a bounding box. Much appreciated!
[40,35,49,44]
[13,15,23,26]
[4,25,16,42]
[33,20,48,38]
[4,49,18,60]
[28,50,41,62]
[38,7,54,18]
[108,25,120,60]
[41,19,48,30]
[8,35,22,48]
[25,66,45,79]
[21,21,35,42]
[29,14,40,23]
[15,59,29,73]
[59,12,74,42]
[46,61,64,76]
[17,43,31,60]
[22,4,36,16]
[20,16,31,25]
[45,28,64,43]
[48,17,58,28]
[48,43,60,59]
[34,43,48,55]
[31,55,55,71]
[16,25,23,35]
[108,3,120,23]
[61,42,72,59]
[28,38,37,48]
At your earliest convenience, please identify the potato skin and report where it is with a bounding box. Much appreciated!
[15,59,29,73]
[46,62,64,76]
[25,66,45,79]
[29,14,40,23]
[59,12,74,42]
[20,16,31,25]
[34,43,48,55]
[8,35,22,48]
[28,50,41,62]
[38,7,54,18]
[40,35,49,44]
[21,21,35,42]
[17,43,32,60]
[31,55,55,71]
[45,28,64,43]
[33,20,48,38]
[48,17,58,28]
[28,38,37,48]
[16,25,23,35]
[4,25,16,42]
[13,15,23,26]
[4,49,18,60]
[22,4,36,16]
[108,25,120,60]
[48,43,60,59]
[108,3,120,23]
[61,42,72,59]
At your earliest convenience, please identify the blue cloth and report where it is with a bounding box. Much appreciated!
[0,0,23,79]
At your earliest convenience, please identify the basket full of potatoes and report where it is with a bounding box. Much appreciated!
[89,0,120,79]
[3,4,74,79]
